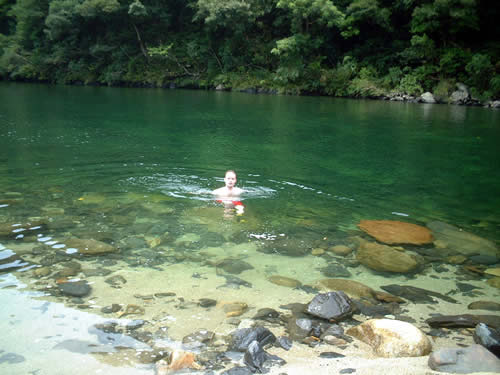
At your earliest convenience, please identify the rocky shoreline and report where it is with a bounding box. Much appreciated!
[2,198,500,374]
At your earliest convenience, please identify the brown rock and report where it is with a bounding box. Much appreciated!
[347,319,432,357]
[487,277,500,289]
[268,275,302,288]
[446,255,467,264]
[356,241,420,273]
[65,238,117,255]
[316,278,404,303]
[358,220,433,245]
[329,245,352,256]
[155,350,201,374]
[311,248,325,256]
[221,302,248,317]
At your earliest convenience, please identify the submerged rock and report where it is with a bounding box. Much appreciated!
[244,340,285,373]
[426,314,500,330]
[65,238,117,255]
[356,242,420,273]
[347,319,432,358]
[358,220,433,245]
[428,345,500,373]
[427,221,499,258]
[216,258,254,275]
[57,280,91,297]
[268,275,302,288]
[306,291,354,321]
[468,301,500,311]
[381,284,457,304]
[318,263,352,278]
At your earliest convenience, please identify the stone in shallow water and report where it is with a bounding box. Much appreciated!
[329,245,352,256]
[427,221,499,258]
[426,314,500,330]
[216,258,254,274]
[428,344,500,373]
[468,301,500,311]
[356,241,420,273]
[268,275,302,288]
[316,278,377,300]
[318,263,352,278]
[306,291,354,321]
[229,327,276,352]
[358,220,433,245]
[381,284,457,304]
[64,238,117,255]
[57,280,91,297]
[347,319,432,358]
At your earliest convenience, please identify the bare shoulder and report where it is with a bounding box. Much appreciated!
[212,187,226,195]
[233,187,244,195]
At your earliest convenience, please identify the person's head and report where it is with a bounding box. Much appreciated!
[224,170,237,188]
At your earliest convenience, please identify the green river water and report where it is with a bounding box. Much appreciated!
[0,82,499,375]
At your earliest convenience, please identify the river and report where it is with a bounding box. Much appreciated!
[0,82,499,374]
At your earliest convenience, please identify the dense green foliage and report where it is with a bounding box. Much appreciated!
[1,0,499,99]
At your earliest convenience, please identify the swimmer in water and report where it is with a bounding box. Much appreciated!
[212,170,245,215]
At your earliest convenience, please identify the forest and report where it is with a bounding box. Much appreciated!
[0,0,499,100]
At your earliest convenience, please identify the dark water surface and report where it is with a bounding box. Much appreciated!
[1,82,499,374]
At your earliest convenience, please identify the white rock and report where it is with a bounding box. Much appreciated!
[346,319,432,358]
[421,92,436,104]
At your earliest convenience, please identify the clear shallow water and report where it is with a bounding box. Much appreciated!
[1,82,499,374]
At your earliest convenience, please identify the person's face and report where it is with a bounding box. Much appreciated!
[224,172,237,188]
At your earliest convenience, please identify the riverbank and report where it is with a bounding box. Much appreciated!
[2,77,500,109]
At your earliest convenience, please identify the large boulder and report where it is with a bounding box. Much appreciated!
[347,319,432,357]
[64,238,117,255]
[356,241,420,273]
[427,221,499,258]
[450,83,470,105]
[358,220,433,245]
[428,345,500,373]
[421,92,437,103]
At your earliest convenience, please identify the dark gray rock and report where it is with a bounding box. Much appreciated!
[220,366,253,375]
[229,327,276,352]
[468,301,500,311]
[216,259,254,275]
[474,323,500,357]
[427,314,500,330]
[58,280,91,297]
[244,340,285,373]
[339,369,356,374]
[287,317,313,341]
[469,255,499,265]
[318,263,352,278]
[319,351,345,358]
[381,284,457,304]
[276,336,292,350]
[199,298,217,308]
[428,344,500,373]
[101,304,122,314]
[253,308,280,322]
[125,319,145,330]
[183,329,215,348]
[306,292,354,321]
